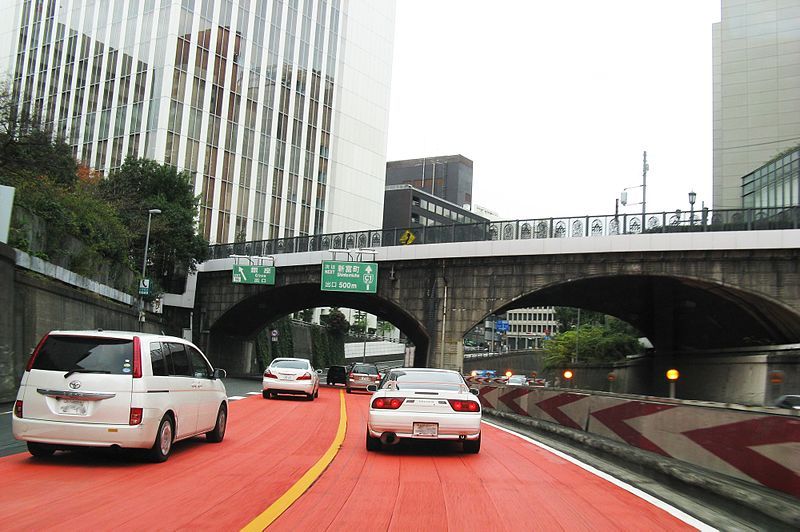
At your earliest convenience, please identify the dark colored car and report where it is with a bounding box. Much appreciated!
[775,395,800,410]
[347,363,381,393]
[326,365,349,386]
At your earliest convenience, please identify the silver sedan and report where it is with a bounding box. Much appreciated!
[366,368,482,453]
[262,357,320,400]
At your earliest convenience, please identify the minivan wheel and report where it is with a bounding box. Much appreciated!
[206,404,227,443]
[27,442,56,458]
[314,388,319,398]
[148,416,174,463]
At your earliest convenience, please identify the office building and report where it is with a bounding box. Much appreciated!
[0,0,395,243]
[712,0,800,209]
[741,146,799,209]
[382,184,488,230]
[386,155,473,208]
[506,307,558,350]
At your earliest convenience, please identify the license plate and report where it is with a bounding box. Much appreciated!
[413,422,438,437]
[59,399,87,415]
[279,375,293,380]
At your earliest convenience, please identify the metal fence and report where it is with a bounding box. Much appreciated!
[208,206,800,260]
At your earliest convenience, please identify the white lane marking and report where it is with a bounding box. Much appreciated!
[1,411,11,415]
[227,396,247,401]
[246,391,261,395]
[482,420,717,532]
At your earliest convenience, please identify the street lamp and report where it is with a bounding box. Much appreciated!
[688,191,696,226]
[142,208,161,281]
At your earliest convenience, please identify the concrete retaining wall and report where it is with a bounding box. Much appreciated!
[473,380,800,500]
[0,242,165,402]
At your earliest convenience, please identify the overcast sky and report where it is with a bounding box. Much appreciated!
[386,0,722,220]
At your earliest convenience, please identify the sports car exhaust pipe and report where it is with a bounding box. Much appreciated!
[380,432,398,445]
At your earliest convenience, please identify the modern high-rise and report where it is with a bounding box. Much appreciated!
[712,0,800,209]
[0,0,395,243]
[386,155,474,209]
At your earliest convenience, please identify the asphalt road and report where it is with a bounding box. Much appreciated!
[0,387,708,530]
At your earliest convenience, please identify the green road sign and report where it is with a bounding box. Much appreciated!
[232,264,276,285]
[138,279,151,295]
[320,260,378,293]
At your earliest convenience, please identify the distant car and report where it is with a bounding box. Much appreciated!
[366,368,482,453]
[506,375,527,386]
[12,330,228,462]
[347,362,381,393]
[326,364,349,386]
[262,358,320,400]
[774,395,800,410]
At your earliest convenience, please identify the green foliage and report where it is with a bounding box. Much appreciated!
[543,324,641,368]
[321,307,350,336]
[299,309,314,323]
[99,157,209,294]
[554,307,605,331]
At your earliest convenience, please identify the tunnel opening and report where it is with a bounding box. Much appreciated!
[204,283,430,372]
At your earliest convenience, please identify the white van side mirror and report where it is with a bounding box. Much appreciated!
[213,368,227,379]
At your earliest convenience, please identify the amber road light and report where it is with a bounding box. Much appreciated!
[505,371,512,378]
[562,370,574,380]
[666,369,679,399]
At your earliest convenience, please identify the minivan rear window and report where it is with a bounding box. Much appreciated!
[352,364,378,375]
[32,336,134,375]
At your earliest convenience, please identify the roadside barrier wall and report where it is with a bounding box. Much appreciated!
[469,379,800,500]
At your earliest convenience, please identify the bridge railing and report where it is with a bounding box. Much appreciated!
[208,206,800,259]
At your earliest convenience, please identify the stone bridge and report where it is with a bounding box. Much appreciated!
[177,229,800,398]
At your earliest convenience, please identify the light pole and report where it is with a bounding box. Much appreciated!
[142,209,161,281]
[139,208,161,329]
[688,191,696,226]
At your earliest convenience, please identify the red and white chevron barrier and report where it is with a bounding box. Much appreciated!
[475,383,800,499]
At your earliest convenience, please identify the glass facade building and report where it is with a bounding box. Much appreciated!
[741,147,799,209]
[712,0,800,209]
[0,0,395,243]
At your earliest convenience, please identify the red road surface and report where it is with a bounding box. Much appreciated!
[0,388,700,531]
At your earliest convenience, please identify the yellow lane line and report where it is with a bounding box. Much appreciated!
[241,390,347,532]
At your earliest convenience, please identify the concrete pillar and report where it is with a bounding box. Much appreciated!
[0,243,16,402]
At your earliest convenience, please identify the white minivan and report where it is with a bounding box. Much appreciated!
[12,330,228,462]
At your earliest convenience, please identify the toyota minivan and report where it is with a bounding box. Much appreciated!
[12,330,228,462]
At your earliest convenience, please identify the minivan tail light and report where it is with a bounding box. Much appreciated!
[14,400,23,418]
[132,336,142,378]
[296,373,312,380]
[371,397,405,410]
[448,399,480,412]
[129,407,143,425]
[25,333,50,371]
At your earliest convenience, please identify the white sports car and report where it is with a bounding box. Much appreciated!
[366,368,482,453]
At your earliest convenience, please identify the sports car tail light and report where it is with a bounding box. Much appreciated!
[448,399,480,412]
[129,407,143,425]
[14,400,23,418]
[372,397,405,410]
[264,371,277,379]
[296,373,312,380]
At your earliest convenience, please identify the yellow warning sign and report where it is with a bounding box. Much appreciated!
[399,229,416,245]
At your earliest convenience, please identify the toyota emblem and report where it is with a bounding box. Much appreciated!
[68,380,81,390]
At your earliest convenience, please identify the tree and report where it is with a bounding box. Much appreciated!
[321,307,350,335]
[99,157,209,294]
[543,324,642,368]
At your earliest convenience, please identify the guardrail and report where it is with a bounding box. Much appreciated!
[208,206,800,260]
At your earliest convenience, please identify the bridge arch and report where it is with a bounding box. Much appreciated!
[205,282,431,368]
[488,274,800,351]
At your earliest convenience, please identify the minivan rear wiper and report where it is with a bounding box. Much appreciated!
[63,369,112,378]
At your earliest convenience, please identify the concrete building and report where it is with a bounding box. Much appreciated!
[506,307,558,350]
[0,0,395,244]
[712,0,800,209]
[386,155,474,209]
[382,184,489,230]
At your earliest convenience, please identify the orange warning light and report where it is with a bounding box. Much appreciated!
[563,370,574,380]
[666,369,680,381]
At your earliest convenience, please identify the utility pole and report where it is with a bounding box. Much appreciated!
[642,151,649,230]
